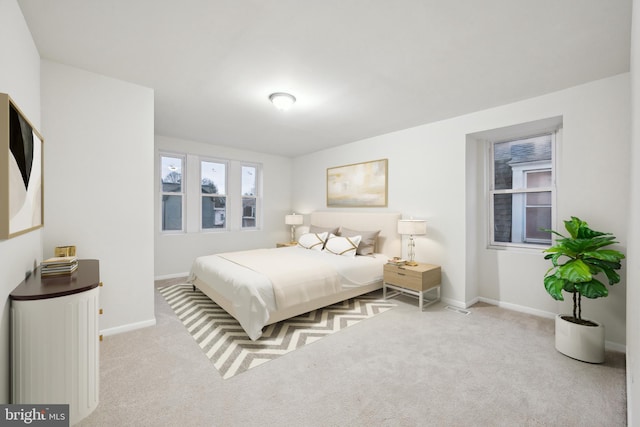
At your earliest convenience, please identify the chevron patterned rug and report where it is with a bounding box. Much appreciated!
[159,284,395,379]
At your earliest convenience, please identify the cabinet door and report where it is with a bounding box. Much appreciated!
[12,287,99,424]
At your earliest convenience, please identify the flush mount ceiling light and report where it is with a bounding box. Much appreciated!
[269,92,296,111]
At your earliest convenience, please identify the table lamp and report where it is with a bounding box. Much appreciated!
[397,219,426,266]
[285,213,304,243]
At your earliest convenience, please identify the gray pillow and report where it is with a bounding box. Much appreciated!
[309,224,339,236]
[339,227,381,255]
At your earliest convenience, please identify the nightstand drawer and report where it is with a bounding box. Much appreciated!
[383,264,441,292]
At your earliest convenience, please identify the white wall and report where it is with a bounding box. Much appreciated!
[474,75,630,349]
[41,60,156,335]
[293,73,630,348]
[154,135,293,277]
[0,0,42,404]
[627,0,639,424]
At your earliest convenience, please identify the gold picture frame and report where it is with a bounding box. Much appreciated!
[327,158,388,207]
[0,93,44,239]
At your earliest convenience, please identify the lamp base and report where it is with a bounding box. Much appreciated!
[405,260,419,266]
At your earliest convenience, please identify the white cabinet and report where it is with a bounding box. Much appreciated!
[11,260,100,425]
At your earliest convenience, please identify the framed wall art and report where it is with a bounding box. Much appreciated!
[327,158,388,207]
[0,93,44,239]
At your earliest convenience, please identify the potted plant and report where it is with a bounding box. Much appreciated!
[543,216,625,363]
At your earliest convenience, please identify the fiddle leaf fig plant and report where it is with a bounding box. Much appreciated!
[543,217,625,325]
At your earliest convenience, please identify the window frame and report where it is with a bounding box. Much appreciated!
[159,152,186,233]
[488,132,557,250]
[199,157,229,232]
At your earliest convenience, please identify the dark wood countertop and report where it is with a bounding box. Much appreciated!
[10,259,100,301]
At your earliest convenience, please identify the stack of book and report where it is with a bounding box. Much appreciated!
[41,256,79,277]
[387,258,407,266]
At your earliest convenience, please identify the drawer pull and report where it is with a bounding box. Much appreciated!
[398,272,406,276]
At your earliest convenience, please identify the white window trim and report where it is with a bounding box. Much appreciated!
[159,152,186,234]
[488,131,558,250]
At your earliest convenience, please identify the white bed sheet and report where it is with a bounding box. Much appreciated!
[188,246,388,340]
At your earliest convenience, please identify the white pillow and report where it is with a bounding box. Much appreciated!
[323,233,362,257]
[297,232,328,251]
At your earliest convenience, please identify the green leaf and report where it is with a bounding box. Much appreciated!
[557,259,592,283]
[577,225,608,239]
[582,236,618,251]
[581,258,622,285]
[544,275,565,300]
[564,218,582,239]
[560,238,593,254]
[585,258,622,271]
[602,268,621,285]
[544,251,569,266]
[575,279,608,299]
[544,245,575,256]
[542,229,567,239]
[582,249,625,262]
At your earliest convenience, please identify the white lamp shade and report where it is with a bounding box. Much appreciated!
[285,214,304,225]
[397,219,426,236]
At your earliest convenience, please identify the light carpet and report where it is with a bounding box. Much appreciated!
[159,284,395,379]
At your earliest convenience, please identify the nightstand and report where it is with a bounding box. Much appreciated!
[276,242,298,248]
[383,262,441,310]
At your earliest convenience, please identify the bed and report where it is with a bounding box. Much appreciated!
[188,211,401,340]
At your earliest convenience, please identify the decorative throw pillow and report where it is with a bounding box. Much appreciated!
[323,233,362,257]
[308,225,339,249]
[297,232,328,251]
[339,227,381,255]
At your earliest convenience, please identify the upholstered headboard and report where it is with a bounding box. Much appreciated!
[309,211,401,258]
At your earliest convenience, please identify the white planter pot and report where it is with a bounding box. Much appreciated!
[555,314,605,363]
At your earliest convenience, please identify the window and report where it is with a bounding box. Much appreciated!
[160,154,184,231]
[241,164,258,228]
[201,160,227,230]
[490,134,555,247]
[159,152,262,233]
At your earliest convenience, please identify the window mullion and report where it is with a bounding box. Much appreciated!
[492,187,553,195]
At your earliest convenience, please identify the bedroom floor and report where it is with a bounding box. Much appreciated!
[77,278,626,427]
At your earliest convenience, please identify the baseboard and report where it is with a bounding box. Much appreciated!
[476,297,626,353]
[440,296,480,309]
[477,297,556,319]
[154,272,190,281]
[440,296,467,308]
[101,318,156,337]
[605,340,626,353]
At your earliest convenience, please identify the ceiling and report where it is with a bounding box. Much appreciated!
[17,0,632,158]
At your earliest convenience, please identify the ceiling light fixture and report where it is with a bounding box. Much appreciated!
[269,92,296,111]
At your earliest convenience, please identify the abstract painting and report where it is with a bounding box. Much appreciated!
[327,159,388,207]
[1,93,44,239]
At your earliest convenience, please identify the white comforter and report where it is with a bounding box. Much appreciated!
[188,246,387,340]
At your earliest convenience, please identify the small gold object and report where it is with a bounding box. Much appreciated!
[54,245,76,257]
